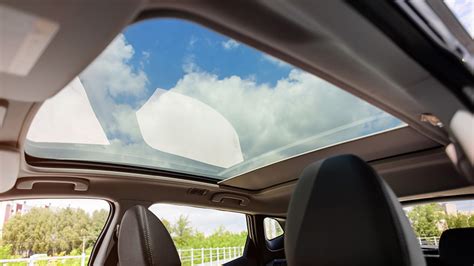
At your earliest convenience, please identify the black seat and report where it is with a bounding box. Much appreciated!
[118,205,180,266]
[439,227,474,266]
[284,154,426,266]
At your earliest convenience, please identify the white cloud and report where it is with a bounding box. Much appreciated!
[142,51,151,59]
[170,68,399,164]
[80,34,148,97]
[140,51,151,68]
[262,54,290,68]
[78,34,150,142]
[188,35,198,49]
[182,54,200,73]
[221,39,240,50]
[109,103,144,142]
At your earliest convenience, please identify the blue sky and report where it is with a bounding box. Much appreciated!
[123,19,291,103]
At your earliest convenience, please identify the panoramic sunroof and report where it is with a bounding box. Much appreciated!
[25,18,405,180]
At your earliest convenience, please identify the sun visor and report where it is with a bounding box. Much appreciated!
[0,4,59,76]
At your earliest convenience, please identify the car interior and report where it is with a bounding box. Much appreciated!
[0,0,473,266]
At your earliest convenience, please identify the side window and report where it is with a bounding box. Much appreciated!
[403,199,474,247]
[149,203,247,265]
[0,199,110,265]
[263,217,284,240]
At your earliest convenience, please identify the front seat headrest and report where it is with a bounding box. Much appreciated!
[439,227,474,266]
[118,205,180,266]
[285,154,425,266]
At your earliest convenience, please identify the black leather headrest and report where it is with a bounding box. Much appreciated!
[285,154,425,266]
[118,205,180,266]
[439,227,474,266]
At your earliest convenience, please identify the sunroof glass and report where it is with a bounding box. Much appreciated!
[25,18,405,180]
[445,0,474,38]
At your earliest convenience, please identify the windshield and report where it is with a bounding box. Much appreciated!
[25,18,405,180]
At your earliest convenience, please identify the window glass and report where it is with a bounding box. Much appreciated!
[149,203,247,265]
[0,199,110,264]
[263,218,284,240]
[25,18,405,181]
[403,199,474,247]
[444,0,474,38]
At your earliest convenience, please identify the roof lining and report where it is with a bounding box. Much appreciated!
[349,0,473,110]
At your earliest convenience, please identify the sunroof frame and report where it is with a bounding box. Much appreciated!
[23,13,412,183]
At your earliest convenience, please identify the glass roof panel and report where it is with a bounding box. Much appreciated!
[25,19,406,180]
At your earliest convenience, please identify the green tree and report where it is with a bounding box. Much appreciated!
[0,244,12,258]
[172,215,192,238]
[3,207,55,256]
[1,205,250,262]
[172,215,193,247]
[407,203,445,237]
[446,213,472,229]
[2,207,109,256]
[469,215,474,227]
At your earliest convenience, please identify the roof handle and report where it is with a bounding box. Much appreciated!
[211,193,250,206]
[16,178,89,191]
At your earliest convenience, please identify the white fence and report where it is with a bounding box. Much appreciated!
[179,246,244,266]
[417,236,440,246]
[0,246,244,266]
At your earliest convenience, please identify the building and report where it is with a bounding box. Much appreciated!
[0,200,35,238]
[442,202,474,216]
[443,202,458,215]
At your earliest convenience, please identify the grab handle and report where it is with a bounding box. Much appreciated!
[211,193,250,206]
[16,178,89,191]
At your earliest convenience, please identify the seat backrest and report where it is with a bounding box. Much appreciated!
[118,205,180,266]
[439,227,474,266]
[284,154,426,266]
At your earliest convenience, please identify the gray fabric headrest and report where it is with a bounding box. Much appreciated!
[284,154,426,266]
[118,205,180,266]
[439,227,474,266]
